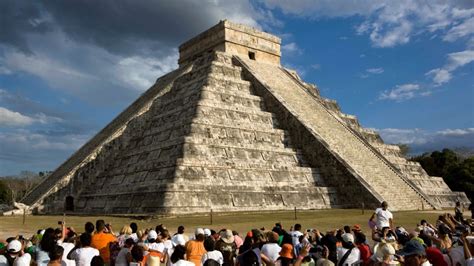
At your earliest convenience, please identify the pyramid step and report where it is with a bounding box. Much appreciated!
[195,104,279,127]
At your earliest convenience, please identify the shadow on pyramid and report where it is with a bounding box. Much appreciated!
[20,20,469,215]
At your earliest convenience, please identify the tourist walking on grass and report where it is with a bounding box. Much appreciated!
[369,201,393,230]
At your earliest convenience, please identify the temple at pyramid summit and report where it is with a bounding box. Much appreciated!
[19,20,469,215]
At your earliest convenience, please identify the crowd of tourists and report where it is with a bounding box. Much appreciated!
[1,201,473,266]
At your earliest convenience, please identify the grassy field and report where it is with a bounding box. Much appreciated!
[1,209,459,240]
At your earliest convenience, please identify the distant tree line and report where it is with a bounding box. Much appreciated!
[411,149,474,201]
[0,171,50,205]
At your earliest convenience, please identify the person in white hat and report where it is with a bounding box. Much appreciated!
[215,229,237,266]
[336,232,360,266]
[0,239,32,266]
[185,228,206,266]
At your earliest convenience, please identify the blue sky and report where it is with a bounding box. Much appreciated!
[0,0,473,176]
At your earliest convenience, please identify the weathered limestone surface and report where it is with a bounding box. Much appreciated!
[20,20,469,215]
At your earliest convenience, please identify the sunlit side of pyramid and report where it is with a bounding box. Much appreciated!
[21,20,469,215]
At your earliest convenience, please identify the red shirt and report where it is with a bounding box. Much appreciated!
[357,243,371,266]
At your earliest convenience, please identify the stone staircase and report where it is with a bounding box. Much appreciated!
[236,56,439,210]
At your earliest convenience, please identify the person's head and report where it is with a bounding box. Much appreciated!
[6,240,22,255]
[85,222,95,234]
[40,228,56,252]
[147,230,158,243]
[220,229,235,245]
[343,225,351,234]
[54,228,62,240]
[195,228,205,241]
[400,240,427,266]
[130,222,138,233]
[91,255,105,266]
[161,229,170,240]
[170,245,186,263]
[420,220,427,226]
[95,220,106,233]
[80,233,92,247]
[204,259,220,266]
[268,232,279,244]
[48,245,64,261]
[294,224,302,231]
[242,248,259,266]
[354,232,366,245]
[381,201,388,210]
[456,201,460,207]
[250,229,264,245]
[177,225,185,234]
[124,238,135,248]
[155,224,165,234]
[204,237,215,252]
[120,225,133,236]
[131,245,144,262]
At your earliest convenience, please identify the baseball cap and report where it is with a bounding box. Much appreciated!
[148,230,158,240]
[342,233,354,243]
[195,228,205,236]
[7,240,22,253]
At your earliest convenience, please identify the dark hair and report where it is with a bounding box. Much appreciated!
[96,220,105,232]
[130,223,138,233]
[125,238,135,247]
[343,226,351,234]
[420,220,427,225]
[242,249,259,266]
[196,234,205,242]
[171,245,186,263]
[161,229,170,239]
[281,232,293,245]
[80,233,92,246]
[131,245,144,262]
[40,228,56,253]
[204,237,215,251]
[91,255,105,266]
[204,259,220,266]
[177,226,185,234]
[85,222,95,234]
[354,232,366,245]
[48,245,64,261]
[294,224,302,231]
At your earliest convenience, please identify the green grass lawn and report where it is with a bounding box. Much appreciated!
[1,209,457,240]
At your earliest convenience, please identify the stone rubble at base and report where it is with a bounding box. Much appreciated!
[16,20,470,215]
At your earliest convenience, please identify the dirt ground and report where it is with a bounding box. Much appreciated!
[2,209,465,240]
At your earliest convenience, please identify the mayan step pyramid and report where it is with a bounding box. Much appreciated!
[20,20,469,215]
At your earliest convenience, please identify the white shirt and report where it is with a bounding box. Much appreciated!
[69,247,100,266]
[291,230,303,246]
[375,208,393,229]
[0,255,7,266]
[60,242,76,266]
[172,260,195,266]
[202,250,224,265]
[337,247,360,266]
[10,253,32,266]
[261,243,282,262]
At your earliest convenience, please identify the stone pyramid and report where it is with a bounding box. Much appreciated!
[21,20,469,215]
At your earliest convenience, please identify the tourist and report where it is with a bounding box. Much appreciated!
[215,229,237,266]
[276,243,294,266]
[130,245,145,266]
[261,231,282,262]
[117,225,133,247]
[354,232,371,266]
[59,229,76,266]
[170,245,194,266]
[291,224,304,247]
[172,226,187,247]
[84,222,94,236]
[202,237,223,265]
[185,228,206,266]
[370,201,394,230]
[115,238,134,266]
[37,228,57,266]
[90,256,105,266]
[336,233,360,266]
[0,239,32,265]
[68,233,100,266]
[47,245,64,266]
[91,220,117,263]
[232,231,243,249]
[399,239,429,266]
[130,223,139,243]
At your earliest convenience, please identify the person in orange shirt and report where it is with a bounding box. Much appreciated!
[91,220,117,263]
[185,228,206,266]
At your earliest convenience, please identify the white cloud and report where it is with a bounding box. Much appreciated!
[379,83,422,101]
[311,64,321,70]
[444,17,474,42]
[0,107,63,127]
[375,127,474,154]
[366,67,384,74]
[262,1,474,48]
[0,107,35,126]
[281,42,303,55]
[426,49,474,85]
[425,68,452,85]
